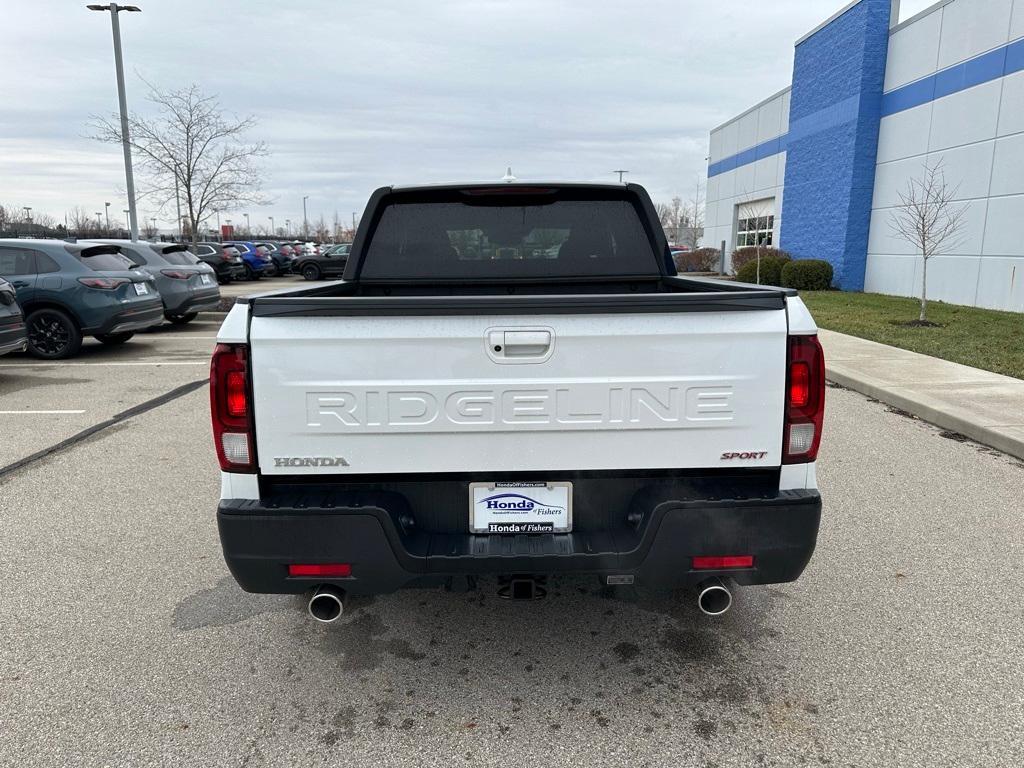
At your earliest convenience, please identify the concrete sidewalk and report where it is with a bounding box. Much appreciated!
[819,329,1024,461]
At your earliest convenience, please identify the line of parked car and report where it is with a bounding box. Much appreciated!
[0,238,353,360]
[193,241,351,284]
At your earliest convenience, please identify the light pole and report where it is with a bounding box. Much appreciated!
[243,213,250,234]
[285,219,291,237]
[302,196,309,238]
[95,212,103,229]
[613,170,630,183]
[150,216,157,236]
[104,201,111,231]
[23,206,32,223]
[269,216,275,235]
[87,3,142,242]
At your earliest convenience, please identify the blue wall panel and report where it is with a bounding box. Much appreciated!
[779,0,892,290]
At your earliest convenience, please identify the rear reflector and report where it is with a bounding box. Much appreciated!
[288,564,352,577]
[692,555,754,570]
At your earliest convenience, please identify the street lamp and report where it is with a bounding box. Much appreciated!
[302,196,309,238]
[285,218,291,236]
[123,209,130,231]
[243,213,250,233]
[95,212,103,228]
[268,215,275,234]
[104,201,111,230]
[613,170,630,183]
[87,3,142,242]
[23,206,32,223]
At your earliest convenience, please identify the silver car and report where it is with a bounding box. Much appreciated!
[87,240,221,325]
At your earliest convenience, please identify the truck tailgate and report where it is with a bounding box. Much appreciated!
[249,309,787,475]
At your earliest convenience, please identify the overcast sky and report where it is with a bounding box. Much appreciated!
[0,0,935,230]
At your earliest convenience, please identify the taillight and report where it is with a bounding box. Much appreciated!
[210,343,256,472]
[160,269,191,279]
[782,335,825,464]
[78,277,128,290]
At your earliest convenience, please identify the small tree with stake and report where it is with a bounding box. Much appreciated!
[888,160,968,324]
[92,83,269,250]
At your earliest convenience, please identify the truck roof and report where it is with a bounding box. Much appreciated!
[388,181,631,193]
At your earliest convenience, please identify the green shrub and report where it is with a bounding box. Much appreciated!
[673,247,721,273]
[735,255,790,286]
[731,246,790,274]
[781,259,834,291]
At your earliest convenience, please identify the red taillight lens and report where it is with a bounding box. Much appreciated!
[210,343,256,472]
[226,371,247,417]
[692,555,754,570]
[288,564,352,577]
[160,269,191,279]
[789,362,810,407]
[783,335,825,464]
[78,277,128,290]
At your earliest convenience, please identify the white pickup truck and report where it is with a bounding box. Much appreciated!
[211,182,824,620]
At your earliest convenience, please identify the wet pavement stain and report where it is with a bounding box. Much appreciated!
[172,576,292,631]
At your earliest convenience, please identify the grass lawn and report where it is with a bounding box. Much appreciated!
[800,291,1024,380]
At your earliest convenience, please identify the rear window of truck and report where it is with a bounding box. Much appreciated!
[360,191,661,280]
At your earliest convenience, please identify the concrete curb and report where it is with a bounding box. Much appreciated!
[825,365,1024,462]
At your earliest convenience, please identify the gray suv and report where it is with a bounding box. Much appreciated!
[0,239,162,359]
[88,240,221,325]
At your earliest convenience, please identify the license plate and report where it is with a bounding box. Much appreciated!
[469,482,572,534]
[200,273,212,285]
[134,282,149,295]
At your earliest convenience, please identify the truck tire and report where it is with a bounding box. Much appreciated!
[26,308,83,359]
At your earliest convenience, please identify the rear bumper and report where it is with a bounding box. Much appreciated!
[0,318,28,355]
[166,289,221,316]
[218,487,821,595]
[86,301,164,334]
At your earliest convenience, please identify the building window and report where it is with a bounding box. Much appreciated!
[737,214,774,247]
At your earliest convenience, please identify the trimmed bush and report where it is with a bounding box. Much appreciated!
[735,255,790,286]
[673,247,721,273]
[731,246,790,274]
[781,259,834,291]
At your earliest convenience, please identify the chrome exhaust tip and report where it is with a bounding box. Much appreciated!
[697,578,733,616]
[307,585,346,623]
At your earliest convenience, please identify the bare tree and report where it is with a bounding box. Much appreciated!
[735,194,775,282]
[680,177,705,251]
[888,159,968,323]
[141,220,159,240]
[92,83,270,250]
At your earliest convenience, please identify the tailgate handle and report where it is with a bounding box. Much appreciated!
[489,329,552,358]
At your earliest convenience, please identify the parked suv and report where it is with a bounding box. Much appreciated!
[87,240,221,325]
[256,242,295,275]
[0,276,28,357]
[296,243,350,280]
[224,241,273,280]
[193,242,246,283]
[0,239,162,359]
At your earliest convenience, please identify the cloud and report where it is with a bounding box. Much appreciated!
[2,0,855,225]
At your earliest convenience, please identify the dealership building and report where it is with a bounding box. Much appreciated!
[703,0,1024,312]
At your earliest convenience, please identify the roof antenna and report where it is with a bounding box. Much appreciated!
[502,166,517,183]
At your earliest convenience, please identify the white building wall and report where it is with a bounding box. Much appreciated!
[868,0,1024,312]
[704,88,790,272]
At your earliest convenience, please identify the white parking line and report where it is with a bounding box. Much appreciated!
[0,410,86,415]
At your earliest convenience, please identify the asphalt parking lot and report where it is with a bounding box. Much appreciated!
[1,279,1023,767]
